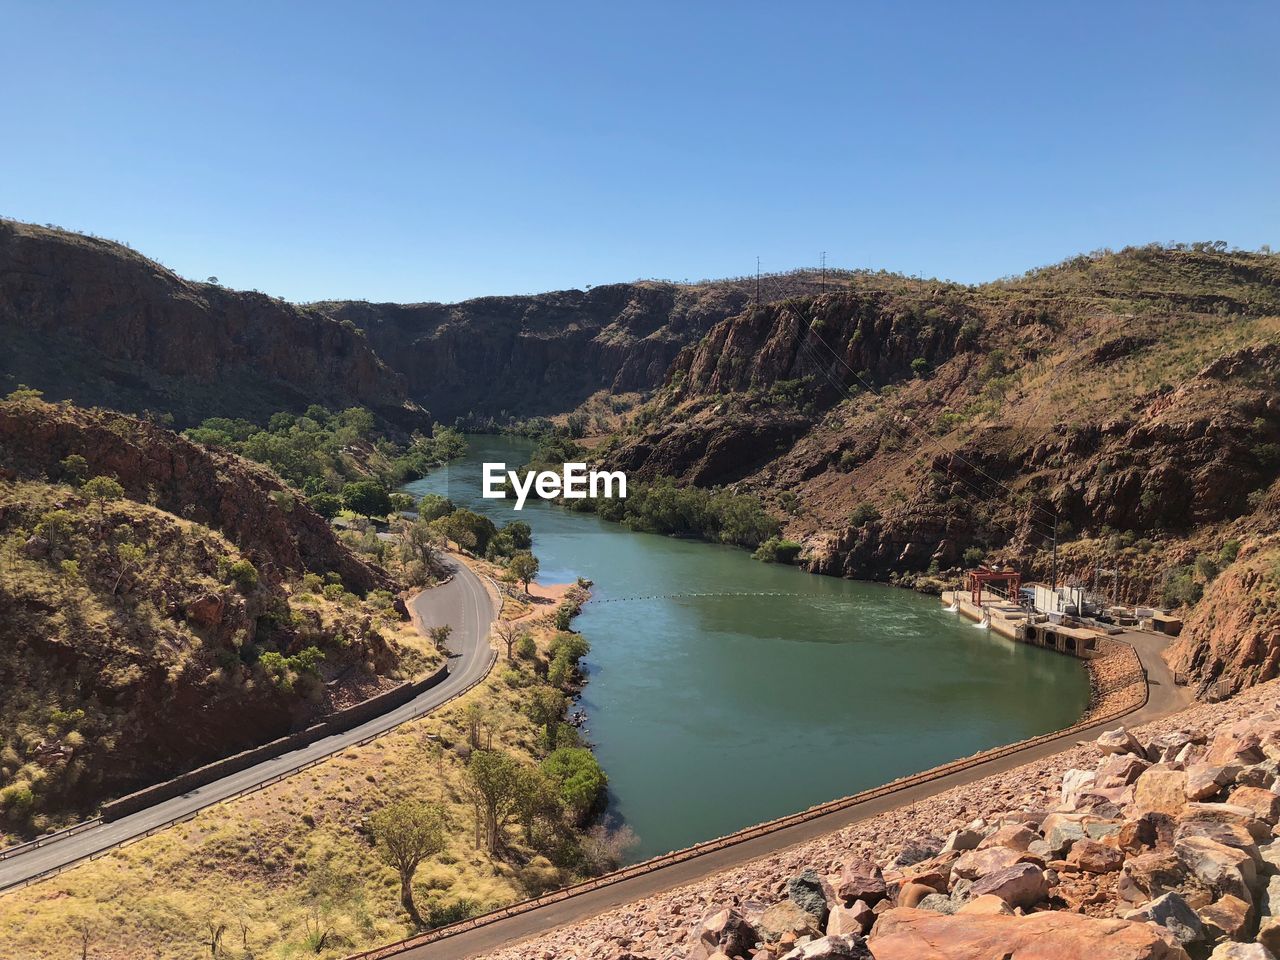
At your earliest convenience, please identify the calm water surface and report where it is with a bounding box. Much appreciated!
[405,435,1090,862]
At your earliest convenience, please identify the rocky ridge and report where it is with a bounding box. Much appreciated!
[489,681,1280,960]
[0,219,427,429]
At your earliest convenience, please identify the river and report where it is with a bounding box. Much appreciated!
[404,434,1090,862]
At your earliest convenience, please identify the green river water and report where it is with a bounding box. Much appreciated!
[404,434,1090,862]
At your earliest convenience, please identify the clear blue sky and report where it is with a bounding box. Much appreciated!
[3,1,1277,303]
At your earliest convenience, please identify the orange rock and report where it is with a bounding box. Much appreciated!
[868,907,1190,959]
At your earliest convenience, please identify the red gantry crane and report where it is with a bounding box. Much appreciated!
[968,565,1022,606]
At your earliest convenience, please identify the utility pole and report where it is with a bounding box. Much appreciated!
[820,251,827,293]
[1050,509,1059,591]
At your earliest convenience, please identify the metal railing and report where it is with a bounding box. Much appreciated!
[0,818,102,862]
[342,640,1150,960]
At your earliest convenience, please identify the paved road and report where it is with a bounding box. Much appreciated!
[0,555,497,893]
[388,629,1191,959]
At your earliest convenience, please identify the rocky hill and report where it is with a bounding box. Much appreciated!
[0,397,428,833]
[605,246,1280,696]
[0,219,427,429]
[316,271,847,423]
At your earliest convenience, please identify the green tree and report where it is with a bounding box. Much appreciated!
[462,751,522,854]
[35,509,75,552]
[341,480,393,518]
[369,800,446,927]
[514,766,562,845]
[112,542,146,594]
[389,492,416,514]
[508,551,539,593]
[82,476,125,521]
[60,455,89,486]
[427,624,452,652]
[526,686,567,750]
[542,748,607,823]
[415,494,455,522]
[401,519,444,571]
[308,492,342,519]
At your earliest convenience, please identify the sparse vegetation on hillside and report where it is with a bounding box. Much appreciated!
[183,405,465,496]
[0,477,434,836]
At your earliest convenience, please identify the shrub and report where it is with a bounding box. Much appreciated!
[308,492,342,519]
[753,537,803,564]
[849,503,881,526]
[227,559,259,592]
[1219,539,1242,564]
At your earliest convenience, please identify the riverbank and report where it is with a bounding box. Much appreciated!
[481,678,1280,960]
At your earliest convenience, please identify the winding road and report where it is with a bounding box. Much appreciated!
[368,629,1192,960]
[0,555,497,893]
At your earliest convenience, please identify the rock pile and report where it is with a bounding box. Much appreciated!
[492,684,1280,960]
[683,713,1280,959]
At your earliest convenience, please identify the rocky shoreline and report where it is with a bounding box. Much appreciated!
[488,680,1280,960]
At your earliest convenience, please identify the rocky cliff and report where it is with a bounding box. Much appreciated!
[0,219,427,429]
[316,271,846,423]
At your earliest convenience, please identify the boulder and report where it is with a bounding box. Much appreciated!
[1227,786,1280,825]
[1123,892,1205,946]
[184,592,226,627]
[1186,764,1234,802]
[1197,894,1252,942]
[1206,731,1266,768]
[1063,769,1100,808]
[788,869,835,925]
[1148,732,1198,763]
[1207,944,1277,960]
[916,893,959,915]
[826,902,872,937]
[888,837,942,869]
[1182,803,1273,843]
[835,860,886,906]
[688,907,758,960]
[1042,813,1090,855]
[953,846,1021,880]
[1068,838,1125,874]
[1099,728,1146,757]
[1117,851,1188,904]
[897,882,936,909]
[1236,761,1279,790]
[1264,874,1280,916]
[758,901,823,943]
[868,907,1191,960]
[1174,836,1256,903]
[1135,767,1191,816]
[1175,819,1262,865]
[777,935,873,960]
[1098,754,1153,788]
[967,862,1050,909]
[980,823,1039,852]
[957,893,1013,916]
[941,827,983,853]
[1258,916,1280,956]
